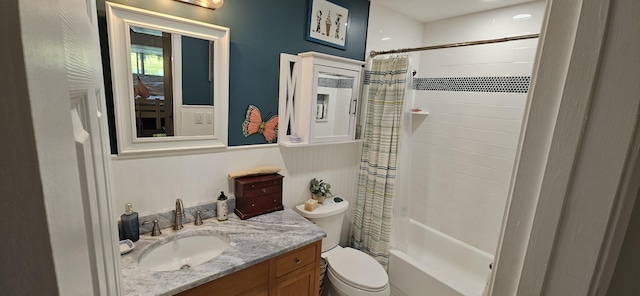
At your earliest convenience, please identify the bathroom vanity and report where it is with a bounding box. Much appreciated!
[178,241,321,296]
[119,208,325,295]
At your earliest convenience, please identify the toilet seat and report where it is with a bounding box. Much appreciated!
[325,247,389,292]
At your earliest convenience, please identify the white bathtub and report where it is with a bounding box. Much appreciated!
[388,219,494,296]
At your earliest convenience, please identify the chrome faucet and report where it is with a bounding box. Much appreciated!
[174,198,184,230]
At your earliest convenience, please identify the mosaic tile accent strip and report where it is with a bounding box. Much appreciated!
[318,77,354,88]
[413,76,531,93]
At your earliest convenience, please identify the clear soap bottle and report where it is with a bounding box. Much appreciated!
[121,203,139,242]
[217,191,228,221]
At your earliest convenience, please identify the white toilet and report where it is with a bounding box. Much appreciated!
[295,198,390,296]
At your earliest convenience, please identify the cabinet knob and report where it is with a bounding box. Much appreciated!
[295,259,301,264]
[262,188,267,193]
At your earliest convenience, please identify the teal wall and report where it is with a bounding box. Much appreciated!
[98,0,370,152]
[181,36,214,106]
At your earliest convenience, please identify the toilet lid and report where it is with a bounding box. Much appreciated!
[326,248,388,290]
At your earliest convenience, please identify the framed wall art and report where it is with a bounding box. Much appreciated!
[306,0,349,50]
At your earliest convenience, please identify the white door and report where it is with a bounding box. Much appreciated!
[491,1,640,295]
[13,0,121,294]
[64,0,122,294]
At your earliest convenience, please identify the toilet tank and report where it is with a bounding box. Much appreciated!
[295,198,349,252]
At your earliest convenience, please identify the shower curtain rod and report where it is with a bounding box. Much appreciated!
[369,33,540,57]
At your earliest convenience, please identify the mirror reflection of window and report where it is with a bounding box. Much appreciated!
[129,26,216,139]
[130,45,164,76]
[130,26,174,138]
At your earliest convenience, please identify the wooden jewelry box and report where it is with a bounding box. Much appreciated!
[234,173,284,220]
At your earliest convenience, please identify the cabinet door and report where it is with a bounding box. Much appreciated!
[273,263,316,296]
[309,64,360,144]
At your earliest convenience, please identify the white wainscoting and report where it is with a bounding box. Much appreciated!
[111,143,361,244]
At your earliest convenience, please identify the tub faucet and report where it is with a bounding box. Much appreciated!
[174,198,184,230]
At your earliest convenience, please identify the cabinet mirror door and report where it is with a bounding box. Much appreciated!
[309,65,360,143]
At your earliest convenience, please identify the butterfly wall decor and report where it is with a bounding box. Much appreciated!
[242,105,279,143]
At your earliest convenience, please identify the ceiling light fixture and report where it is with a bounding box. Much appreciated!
[174,0,224,10]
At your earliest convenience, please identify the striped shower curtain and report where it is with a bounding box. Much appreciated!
[350,56,409,269]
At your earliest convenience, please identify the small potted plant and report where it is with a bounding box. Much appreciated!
[309,178,332,203]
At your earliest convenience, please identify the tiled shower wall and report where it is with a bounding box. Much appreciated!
[411,1,546,254]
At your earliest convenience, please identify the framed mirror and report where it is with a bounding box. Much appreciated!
[106,2,229,157]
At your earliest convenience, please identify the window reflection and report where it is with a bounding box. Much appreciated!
[130,26,174,137]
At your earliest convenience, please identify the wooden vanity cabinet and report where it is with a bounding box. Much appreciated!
[177,240,321,296]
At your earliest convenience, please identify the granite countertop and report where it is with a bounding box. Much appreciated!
[120,208,326,295]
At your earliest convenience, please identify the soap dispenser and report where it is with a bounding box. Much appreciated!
[121,203,140,242]
[217,191,228,221]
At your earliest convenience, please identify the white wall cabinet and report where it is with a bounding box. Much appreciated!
[279,52,364,146]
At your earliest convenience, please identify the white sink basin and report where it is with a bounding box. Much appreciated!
[138,234,230,271]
